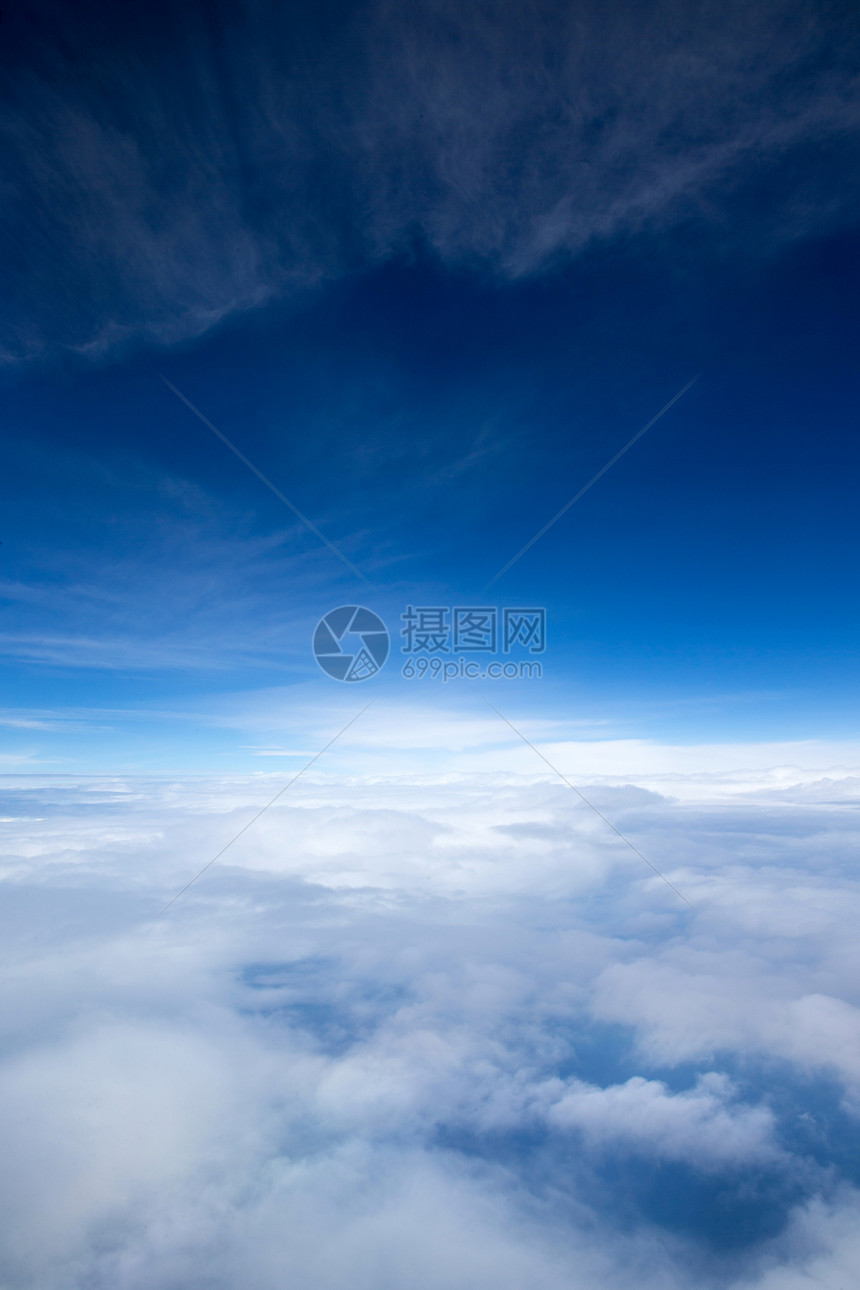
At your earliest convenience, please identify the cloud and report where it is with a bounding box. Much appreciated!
[547,1072,780,1168]
[595,963,860,1100]
[3,0,859,364]
[1,760,860,1285]
[736,1191,860,1288]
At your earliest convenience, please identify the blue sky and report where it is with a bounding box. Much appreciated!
[2,3,860,1288]
[2,0,860,773]
[4,232,860,770]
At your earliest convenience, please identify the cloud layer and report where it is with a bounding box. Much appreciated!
[2,761,860,1286]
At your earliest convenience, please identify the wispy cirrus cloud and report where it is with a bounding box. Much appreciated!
[2,0,859,366]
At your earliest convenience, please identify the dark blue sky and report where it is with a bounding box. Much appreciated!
[1,0,859,769]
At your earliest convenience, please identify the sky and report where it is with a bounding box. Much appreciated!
[2,0,860,1287]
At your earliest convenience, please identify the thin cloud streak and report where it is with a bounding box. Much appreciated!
[161,378,372,585]
[2,0,859,364]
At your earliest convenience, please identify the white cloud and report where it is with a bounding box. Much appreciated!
[735,1191,860,1289]
[1,759,860,1286]
[547,1072,779,1168]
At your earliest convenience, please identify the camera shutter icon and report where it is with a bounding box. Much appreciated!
[313,606,390,682]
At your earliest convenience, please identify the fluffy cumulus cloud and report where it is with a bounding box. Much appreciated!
[2,0,860,364]
[1,759,860,1287]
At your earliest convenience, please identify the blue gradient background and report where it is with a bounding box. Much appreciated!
[4,240,860,771]
[1,0,859,774]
